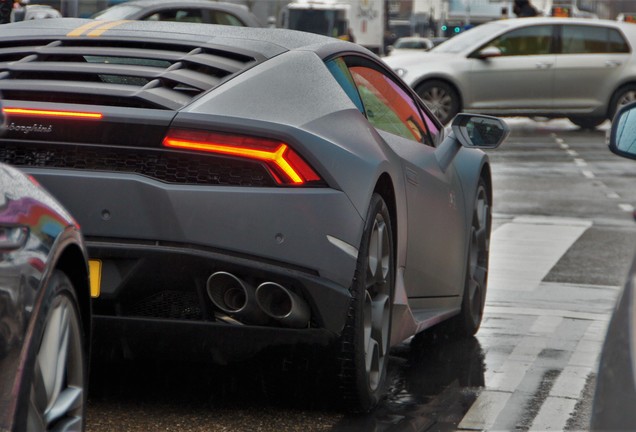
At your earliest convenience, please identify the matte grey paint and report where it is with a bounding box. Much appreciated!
[1,19,503,351]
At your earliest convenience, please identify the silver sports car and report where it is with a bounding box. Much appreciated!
[0,18,508,411]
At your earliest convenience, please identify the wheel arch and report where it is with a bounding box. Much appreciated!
[373,173,398,262]
[55,243,91,346]
[608,81,636,119]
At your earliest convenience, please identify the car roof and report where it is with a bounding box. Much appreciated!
[109,0,250,9]
[93,0,263,27]
[495,16,636,30]
[0,18,372,111]
[3,18,362,59]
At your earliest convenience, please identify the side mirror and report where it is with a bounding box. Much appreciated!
[452,114,509,149]
[475,46,502,59]
[609,101,636,160]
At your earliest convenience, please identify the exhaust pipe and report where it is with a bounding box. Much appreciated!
[206,272,268,325]
[255,282,310,329]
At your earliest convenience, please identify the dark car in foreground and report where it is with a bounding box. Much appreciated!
[0,18,508,411]
[92,0,262,27]
[385,17,636,128]
[0,163,90,431]
[591,102,636,430]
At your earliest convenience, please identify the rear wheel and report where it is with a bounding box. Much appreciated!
[610,84,636,120]
[23,271,87,431]
[449,179,490,338]
[415,80,460,125]
[337,193,394,412]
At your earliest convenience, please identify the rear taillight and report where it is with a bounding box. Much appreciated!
[162,129,321,186]
[3,107,103,119]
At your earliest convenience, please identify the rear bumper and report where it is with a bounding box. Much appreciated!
[92,315,336,364]
[88,238,351,334]
[29,169,363,290]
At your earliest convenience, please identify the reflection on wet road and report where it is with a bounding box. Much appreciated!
[335,335,485,431]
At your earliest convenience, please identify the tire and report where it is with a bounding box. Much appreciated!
[20,270,87,431]
[337,193,394,412]
[610,84,636,121]
[449,179,491,338]
[568,116,606,130]
[415,80,460,125]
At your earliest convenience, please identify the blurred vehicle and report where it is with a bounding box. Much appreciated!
[92,0,262,26]
[386,36,435,56]
[0,18,508,411]
[11,2,62,21]
[385,17,636,128]
[281,0,384,54]
[591,101,636,429]
[0,162,90,431]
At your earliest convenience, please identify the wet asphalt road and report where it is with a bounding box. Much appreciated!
[86,118,636,431]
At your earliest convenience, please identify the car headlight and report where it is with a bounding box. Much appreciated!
[394,68,407,78]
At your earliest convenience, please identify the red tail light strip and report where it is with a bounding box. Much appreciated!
[163,129,321,186]
[3,107,103,119]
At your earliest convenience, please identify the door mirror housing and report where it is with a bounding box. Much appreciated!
[474,46,502,59]
[609,102,636,160]
[452,114,509,149]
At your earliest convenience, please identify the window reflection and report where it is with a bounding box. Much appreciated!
[615,108,636,155]
[349,66,430,145]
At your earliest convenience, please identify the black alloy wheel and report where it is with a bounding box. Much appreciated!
[337,193,394,412]
[22,271,87,431]
[415,79,460,125]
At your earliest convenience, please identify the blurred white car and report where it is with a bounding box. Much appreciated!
[387,37,435,56]
[385,17,636,128]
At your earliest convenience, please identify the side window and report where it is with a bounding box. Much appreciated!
[562,25,629,54]
[489,25,553,56]
[349,65,432,145]
[144,9,203,23]
[211,11,245,26]
[326,58,365,113]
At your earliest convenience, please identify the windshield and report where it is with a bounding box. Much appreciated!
[92,5,142,20]
[432,22,507,53]
[288,9,339,37]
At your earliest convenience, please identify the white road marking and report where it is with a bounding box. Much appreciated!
[574,158,588,167]
[458,391,512,430]
[566,149,578,157]
[619,203,635,212]
[607,192,621,199]
[489,216,591,292]
[582,170,596,179]
[459,216,608,431]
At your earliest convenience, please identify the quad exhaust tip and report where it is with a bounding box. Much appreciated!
[256,281,310,329]
[206,272,310,328]
[206,271,267,325]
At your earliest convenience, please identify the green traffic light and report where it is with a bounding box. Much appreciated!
[441,25,447,31]
[454,27,461,33]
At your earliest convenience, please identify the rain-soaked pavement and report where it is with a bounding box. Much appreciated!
[87,119,636,431]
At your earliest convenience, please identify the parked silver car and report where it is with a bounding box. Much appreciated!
[92,0,262,27]
[384,17,636,128]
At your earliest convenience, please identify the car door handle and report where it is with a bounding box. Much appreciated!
[605,60,622,68]
[535,62,553,69]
